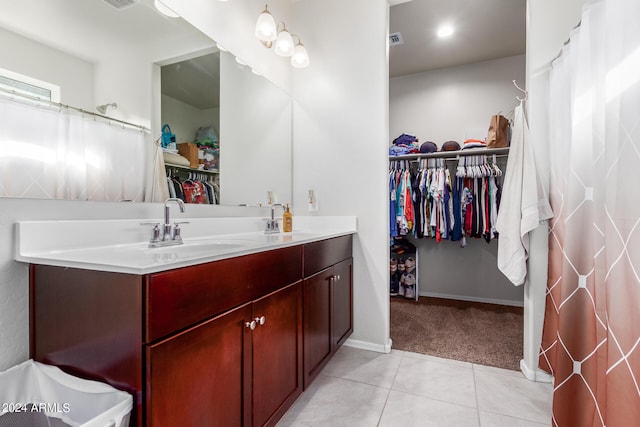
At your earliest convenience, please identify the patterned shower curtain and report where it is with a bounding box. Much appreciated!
[0,97,166,202]
[539,0,640,425]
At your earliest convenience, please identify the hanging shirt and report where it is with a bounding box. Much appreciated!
[411,169,423,238]
[404,171,415,233]
[451,177,463,241]
[171,177,185,202]
[389,171,398,238]
[167,177,176,198]
[182,180,203,204]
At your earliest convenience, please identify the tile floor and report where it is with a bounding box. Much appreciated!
[277,346,553,427]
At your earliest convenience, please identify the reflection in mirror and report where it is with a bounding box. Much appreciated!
[0,0,292,206]
[161,52,221,204]
[219,51,292,206]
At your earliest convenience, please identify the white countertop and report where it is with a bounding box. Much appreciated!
[15,216,357,275]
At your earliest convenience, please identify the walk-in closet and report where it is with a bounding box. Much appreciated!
[388,0,527,371]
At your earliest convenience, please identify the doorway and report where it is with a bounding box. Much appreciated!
[387,0,527,371]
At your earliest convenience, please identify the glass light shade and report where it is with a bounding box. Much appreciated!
[154,0,179,18]
[291,43,309,68]
[254,8,277,42]
[274,29,294,57]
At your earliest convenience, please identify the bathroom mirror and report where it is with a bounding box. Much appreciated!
[0,0,292,206]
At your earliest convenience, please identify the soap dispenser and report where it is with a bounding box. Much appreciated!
[282,204,293,232]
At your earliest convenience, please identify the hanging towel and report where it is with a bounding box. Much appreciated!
[495,104,553,286]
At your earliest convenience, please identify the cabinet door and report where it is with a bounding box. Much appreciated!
[147,303,252,427]
[252,281,303,427]
[332,258,353,350]
[302,267,333,387]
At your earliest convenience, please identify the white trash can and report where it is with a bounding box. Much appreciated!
[0,360,132,427]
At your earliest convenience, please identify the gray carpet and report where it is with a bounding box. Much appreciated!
[390,297,523,371]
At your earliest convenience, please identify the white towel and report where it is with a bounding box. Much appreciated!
[496,104,553,286]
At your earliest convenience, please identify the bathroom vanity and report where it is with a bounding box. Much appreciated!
[18,217,355,427]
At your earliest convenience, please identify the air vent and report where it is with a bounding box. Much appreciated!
[389,32,404,46]
[102,0,138,10]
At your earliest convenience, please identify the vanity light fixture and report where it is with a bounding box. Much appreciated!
[437,24,454,38]
[274,24,295,57]
[254,4,309,68]
[154,0,179,18]
[96,103,117,114]
[291,36,309,68]
[255,5,278,44]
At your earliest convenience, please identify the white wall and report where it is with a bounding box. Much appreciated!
[161,94,219,144]
[412,237,524,306]
[163,0,293,94]
[0,27,93,110]
[292,0,390,351]
[0,21,213,136]
[390,54,526,145]
[97,32,214,135]
[390,54,526,305]
[522,0,585,381]
[219,51,292,206]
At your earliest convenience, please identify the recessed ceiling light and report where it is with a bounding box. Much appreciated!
[437,25,454,38]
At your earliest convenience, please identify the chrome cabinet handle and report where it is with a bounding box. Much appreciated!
[245,320,257,330]
[255,316,266,326]
[335,274,341,281]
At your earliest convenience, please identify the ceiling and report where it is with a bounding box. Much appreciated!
[0,0,202,64]
[161,54,221,110]
[0,0,218,109]
[1,0,527,101]
[389,0,527,77]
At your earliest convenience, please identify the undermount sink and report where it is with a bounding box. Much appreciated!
[144,239,253,255]
[287,231,316,237]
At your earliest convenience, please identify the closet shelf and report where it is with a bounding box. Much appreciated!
[165,163,219,174]
[389,147,509,161]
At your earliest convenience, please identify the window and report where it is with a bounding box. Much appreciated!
[0,67,60,103]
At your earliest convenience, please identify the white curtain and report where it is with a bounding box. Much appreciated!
[539,0,640,425]
[0,96,167,202]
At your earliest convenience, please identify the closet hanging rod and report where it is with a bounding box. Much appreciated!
[165,163,219,174]
[0,86,149,132]
[389,147,509,161]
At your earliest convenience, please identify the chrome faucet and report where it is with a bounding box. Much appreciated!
[163,198,185,240]
[145,198,188,247]
[265,203,284,234]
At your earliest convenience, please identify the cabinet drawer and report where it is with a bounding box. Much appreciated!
[146,246,302,342]
[303,235,353,277]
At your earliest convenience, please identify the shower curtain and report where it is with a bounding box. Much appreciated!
[0,97,166,202]
[539,0,640,425]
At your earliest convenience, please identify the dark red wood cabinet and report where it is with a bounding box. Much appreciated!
[30,235,352,427]
[147,282,302,427]
[147,302,252,427]
[302,238,353,387]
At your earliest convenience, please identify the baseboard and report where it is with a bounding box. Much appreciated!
[418,291,524,307]
[344,338,393,354]
[520,359,554,383]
